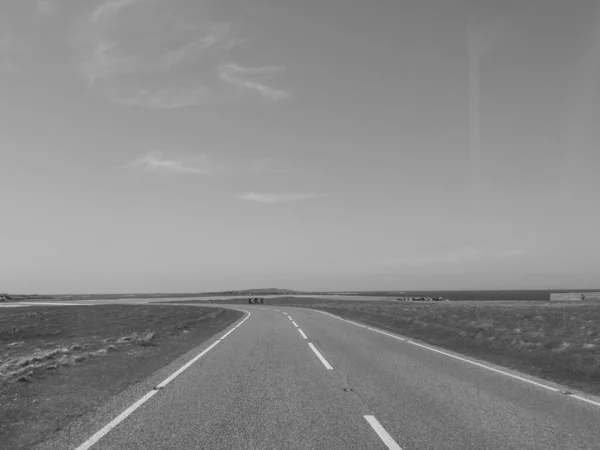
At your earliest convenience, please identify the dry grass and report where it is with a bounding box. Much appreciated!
[0,304,243,450]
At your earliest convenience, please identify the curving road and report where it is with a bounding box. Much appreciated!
[36,303,600,450]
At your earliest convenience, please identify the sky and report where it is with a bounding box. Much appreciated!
[1,0,600,294]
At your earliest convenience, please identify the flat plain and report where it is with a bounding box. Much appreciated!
[0,304,242,450]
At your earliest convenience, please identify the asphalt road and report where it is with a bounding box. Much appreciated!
[34,303,600,449]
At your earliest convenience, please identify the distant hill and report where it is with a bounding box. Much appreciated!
[207,288,304,296]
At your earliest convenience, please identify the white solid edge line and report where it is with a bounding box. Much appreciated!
[220,328,236,340]
[298,329,308,339]
[157,312,250,389]
[364,415,403,450]
[75,310,251,449]
[75,391,158,450]
[571,395,600,408]
[367,327,406,341]
[19,302,88,306]
[156,340,222,388]
[309,309,600,408]
[308,343,333,370]
[405,340,560,393]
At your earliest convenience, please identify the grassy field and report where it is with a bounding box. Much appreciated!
[0,304,243,450]
[6,288,600,302]
[177,297,600,396]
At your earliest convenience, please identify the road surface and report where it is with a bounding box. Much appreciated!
[33,303,600,449]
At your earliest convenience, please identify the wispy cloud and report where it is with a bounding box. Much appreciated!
[83,23,234,84]
[123,152,221,175]
[236,193,325,203]
[158,23,235,71]
[379,247,527,267]
[111,85,217,109]
[218,63,291,101]
[79,0,289,108]
[123,152,281,175]
[91,0,147,24]
[83,41,138,85]
[35,0,59,15]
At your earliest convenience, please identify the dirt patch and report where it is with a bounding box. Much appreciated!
[0,304,242,450]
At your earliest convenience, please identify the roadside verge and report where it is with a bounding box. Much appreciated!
[1,304,243,450]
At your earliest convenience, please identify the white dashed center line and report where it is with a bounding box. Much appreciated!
[298,329,308,339]
[308,343,333,370]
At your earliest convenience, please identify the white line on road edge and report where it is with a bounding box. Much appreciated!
[570,394,600,408]
[298,329,308,339]
[219,327,236,340]
[405,340,564,395]
[155,310,249,389]
[367,327,406,341]
[311,309,600,408]
[291,321,298,327]
[18,302,89,306]
[156,340,222,389]
[75,310,251,449]
[75,391,158,450]
[314,310,368,328]
[364,415,402,450]
[308,343,333,370]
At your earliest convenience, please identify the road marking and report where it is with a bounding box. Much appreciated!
[156,316,249,389]
[75,391,158,450]
[75,310,251,449]
[405,340,562,393]
[314,310,367,328]
[364,415,402,450]
[220,328,236,339]
[291,321,298,327]
[310,309,600,408]
[18,302,88,306]
[571,394,600,408]
[288,316,293,321]
[155,338,222,387]
[298,329,308,339]
[367,327,406,341]
[308,343,333,370]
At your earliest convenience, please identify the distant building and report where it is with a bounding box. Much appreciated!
[550,292,600,301]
